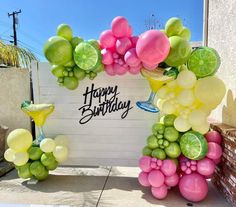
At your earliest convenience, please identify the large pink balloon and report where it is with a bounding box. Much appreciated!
[205,131,222,144]
[136,30,170,65]
[101,49,113,65]
[111,16,130,38]
[105,64,116,76]
[100,30,116,49]
[138,171,150,187]
[197,158,216,176]
[124,48,141,67]
[165,173,179,187]
[151,184,168,199]
[116,37,132,55]
[206,142,222,160]
[142,62,158,71]
[139,156,152,172]
[179,173,208,202]
[161,159,177,177]
[148,170,165,187]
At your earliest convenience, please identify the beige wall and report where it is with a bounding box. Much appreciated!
[208,0,236,122]
[0,68,31,135]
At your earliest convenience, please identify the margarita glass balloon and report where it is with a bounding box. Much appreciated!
[136,68,174,113]
[21,101,54,145]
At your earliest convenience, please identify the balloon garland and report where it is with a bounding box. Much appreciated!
[5,16,226,201]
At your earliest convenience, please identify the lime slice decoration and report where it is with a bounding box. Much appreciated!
[187,47,220,78]
[74,42,101,71]
[180,130,208,160]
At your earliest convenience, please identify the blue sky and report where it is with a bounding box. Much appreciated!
[0,0,203,61]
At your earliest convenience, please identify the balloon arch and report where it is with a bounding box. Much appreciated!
[4,16,225,203]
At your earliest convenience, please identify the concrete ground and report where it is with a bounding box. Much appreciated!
[0,167,231,207]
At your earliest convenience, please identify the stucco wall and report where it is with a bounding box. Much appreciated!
[0,68,31,134]
[208,0,236,122]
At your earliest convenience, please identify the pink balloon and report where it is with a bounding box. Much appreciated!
[129,64,142,75]
[138,171,150,187]
[112,52,119,59]
[148,170,165,187]
[213,157,221,164]
[136,30,170,65]
[179,173,208,202]
[206,142,222,160]
[116,37,132,55]
[151,184,168,200]
[205,131,222,144]
[197,158,216,176]
[100,30,116,48]
[124,48,141,67]
[111,16,130,38]
[139,156,152,172]
[142,62,158,71]
[101,49,113,65]
[127,25,133,37]
[130,36,139,47]
[105,64,116,76]
[161,160,177,177]
[113,63,127,75]
[165,173,179,187]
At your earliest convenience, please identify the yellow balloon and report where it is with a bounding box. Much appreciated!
[7,129,32,152]
[54,135,68,147]
[53,146,68,163]
[13,152,29,166]
[192,121,210,134]
[166,80,177,89]
[174,116,191,132]
[177,70,197,89]
[188,109,207,126]
[177,89,195,106]
[40,138,56,153]
[156,86,169,99]
[4,148,16,162]
[162,101,176,114]
[194,76,226,107]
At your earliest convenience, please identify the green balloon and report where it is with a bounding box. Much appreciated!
[147,135,158,149]
[152,148,166,160]
[70,37,84,48]
[18,163,32,179]
[41,153,56,167]
[46,160,58,171]
[57,24,73,41]
[51,65,65,78]
[35,168,49,181]
[64,76,79,90]
[73,66,86,80]
[28,147,43,160]
[142,146,152,156]
[165,17,183,37]
[165,142,181,158]
[30,161,46,176]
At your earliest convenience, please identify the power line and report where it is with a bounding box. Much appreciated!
[8,9,22,46]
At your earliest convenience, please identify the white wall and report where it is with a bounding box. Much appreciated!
[208,0,236,123]
[0,68,31,134]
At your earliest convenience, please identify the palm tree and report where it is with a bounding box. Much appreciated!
[0,40,37,68]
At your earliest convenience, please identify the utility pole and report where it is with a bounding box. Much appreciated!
[8,9,21,46]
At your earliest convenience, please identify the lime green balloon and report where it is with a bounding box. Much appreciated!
[57,24,73,41]
[34,168,49,181]
[73,66,86,80]
[30,161,46,176]
[41,153,56,167]
[40,138,56,153]
[28,147,43,160]
[179,27,191,41]
[46,160,58,171]
[64,59,76,67]
[165,36,192,67]
[4,148,16,162]
[53,145,68,163]
[14,152,29,166]
[70,36,84,48]
[7,129,32,152]
[51,65,65,78]
[164,142,181,158]
[64,77,79,90]
[165,17,183,37]
[18,163,32,179]
[44,36,72,65]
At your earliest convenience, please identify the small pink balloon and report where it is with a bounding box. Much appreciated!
[213,157,221,164]
[124,48,141,67]
[190,165,197,171]
[118,58,124,65]
[100,30,116,48]
[130,36,139,47]
[161,160,177,177]
[148,170,165,187]
[197,158,216,176]
[111,16,130,38]
[114,59,119,63]
[138,171,150,187]
[186,161,191,167]
[129,64,142,75]
[181,165,187,172]
[179,173,208,202]
[116,37,132,55]
[127,25,132,37]
[190,160,197,165]
[205,131,222,144]
[136,30,170,65]
[112,52,119,59]
[101,49,113,65]
[151,184,168,200]
[157,160,163,167]
[206,142,222,160]
[185,168,192,174]
[139,156,152,172]
[179,155,189,163]
[165,173,179,187]
[113,63,127,75]
[142,62,158,71]
[105,64,116,76]
[151,162,157,169]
